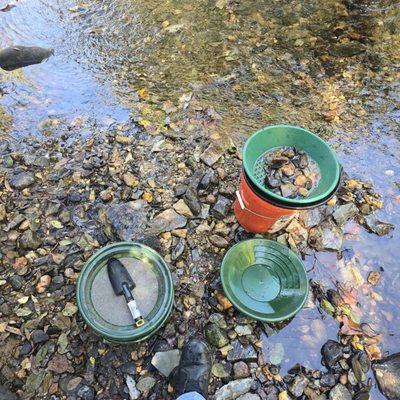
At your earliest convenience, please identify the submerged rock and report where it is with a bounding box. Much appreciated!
[333,203,358,226]
[309,219,343,251]
[227,340,257,362]
[288,375,309,397]
[372,352,400,400]
[214,378,253,400]
[0,45,54,71]
[329,384,352,400]
[321,340,343,369]
[362,215,395,236]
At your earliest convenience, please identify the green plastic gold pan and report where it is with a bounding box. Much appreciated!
[77,242,174,343]
[220,239,309,322]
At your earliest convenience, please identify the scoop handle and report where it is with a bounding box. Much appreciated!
[127,299,144,327]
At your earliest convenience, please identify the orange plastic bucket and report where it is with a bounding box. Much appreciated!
[234,172,296,234]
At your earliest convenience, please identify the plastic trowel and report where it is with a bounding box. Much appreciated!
[107,257,145,327]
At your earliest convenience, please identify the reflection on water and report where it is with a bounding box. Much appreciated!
[1,0,399,397]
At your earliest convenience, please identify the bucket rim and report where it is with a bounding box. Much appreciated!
[243,125,341,206]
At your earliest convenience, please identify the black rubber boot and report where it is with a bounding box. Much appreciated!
[172,339,212,397]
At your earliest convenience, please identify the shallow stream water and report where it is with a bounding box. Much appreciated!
[1,0,399,398]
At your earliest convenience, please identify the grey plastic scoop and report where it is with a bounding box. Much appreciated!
[107,257,144,327]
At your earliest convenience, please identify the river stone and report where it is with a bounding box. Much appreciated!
[309,219,343,251]
[333,203,358,226]
[227,340,257,362]
[0,385,18,400]
[201,143,222,166]
[212,363,230,378]
[77,385,95,400]
[0,204,5,222]
[136,376,156,393]
[105,201,147,240]
[184,187,202,215]
[19,230,42,250]
[362,215,395,237]
[320,374,337,388]
[328,42,366,57]
[214,378,253,400]
[173,199,193,217]
[148,208,187,234]
[288,375,309,397]
[0,46,53,71]
[151,349,180,377]
[212,195,231,219]
[372,352,400,400]
[209,235,229,248]
[31,329,49,344]
[351,352,370,383]
[300,208,325,228]
[233,361,250,379]
[235,325,253,336]
[321,340,343,369]
[329,384,352,400]
[125,375,140,400]
[205,323,229,348]
[237,394,261,400]
[9,172,35,189]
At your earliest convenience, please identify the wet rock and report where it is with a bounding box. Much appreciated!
[31,329,49,344]
[151,349,180,377]
[320,374,337,388]
[48,353,73,374]
[125,375,140,400]
[9,172,35,189]
[233,361,250,379]
[19,230,42,250]
[20,341,33,356]
[9,275,24,290]
[214,378,253,400]
[227,340,257,362]
[351,352,370,383]
[184,188,202,215]
[372,352,400,400]
[105,201,147,240]
[0,385,19,400]
[0,204,6,222]
[362,215,394,236]
[206,323,229,347]
[237,394,261,400]
[136,376,156,394]
[0,45,53,71]
[210,235,229,248]
[148,209,187,235]
[288,375,309,397]
[333,203,358,226]
[212,363,231,379]
[321,340,343,369]
[77,385,95,400]
[299,208,325,228]
[235,325,253,336]
[173,199,193,217]
[329,384,352,400]
[212,195,231,219]
[309,219,343,251]
[329,42,366,57]
[201,143,222,166]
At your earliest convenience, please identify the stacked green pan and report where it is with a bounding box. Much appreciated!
[77,242,174,343]
[221,239,309,322]
[243,125,341,208]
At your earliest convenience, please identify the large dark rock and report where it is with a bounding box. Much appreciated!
[184,187,202,215]
[321,340,343,369]
[212,195,231,219]
[373,352,400,400]
[0,46,53,71]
